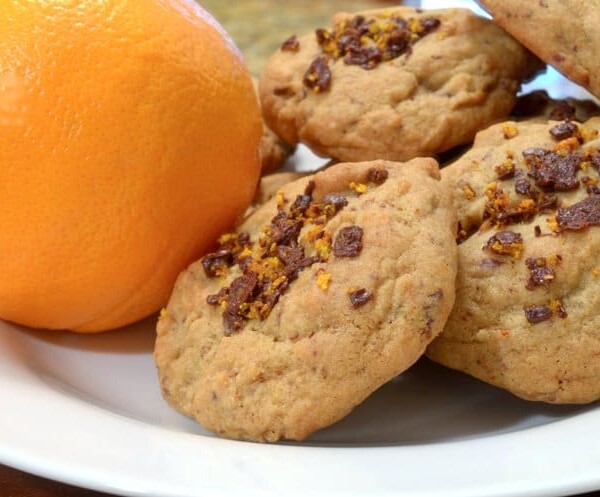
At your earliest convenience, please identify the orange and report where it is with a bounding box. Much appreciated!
[0,0,262,332]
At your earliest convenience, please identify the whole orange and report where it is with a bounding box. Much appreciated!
[0,0,262,332]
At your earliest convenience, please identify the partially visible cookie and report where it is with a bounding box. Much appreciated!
[260,7,541,162]
[477,1,600,99]
[428,117,600,403]
[512,90,600,123]
[253,171,309,206]
[259,121,295,173]
[155,158,457,441]
[252,77,295,173]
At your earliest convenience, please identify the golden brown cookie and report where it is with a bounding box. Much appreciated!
[512,90,600,123]
[477,0,600,99]
[428,117,600,403]
[155,158,457,441]
[252,77,295,173]
[259,7,541,162]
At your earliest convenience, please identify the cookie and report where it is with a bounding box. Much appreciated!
[252,77,295,173]
[477,0,600,99]
[259,7,541,163]
[253,171,309,206]
[155,158,457,441]
[512,90,600,123]
[259,125,295,173]
[427,117,600,403]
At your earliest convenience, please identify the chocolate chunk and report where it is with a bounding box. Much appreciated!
[315,28,332,46]
[270,211,303,245]
[528,151,581,191]
[223,272,260,333]
[344,45,382,70]
[290,194,312,216]
[202,250,234,278]
[538,194,558,212]
[384,28,409,58]
[259,279,289,318]
[525,257,555,290]
[549,121,578,141]
[534,225,542,237]
[304,180,316,196]
[514,170,537,197]
[420,17,441,32]
[314,13,439,76]
[333,226,363,257]
[522,147,548,163]
[348,288,373,308]
[278,245,314,279]
[524,305,552,324]
[281,35,300,52]
[303,55,331,92]
[588,184,600,195]
[590,151,600,171]
[485,231,524,257]
[367,167,389,185]
[556,196,600,230]
[323,193,349,212]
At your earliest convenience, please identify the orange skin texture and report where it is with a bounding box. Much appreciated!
[0,0,262,332]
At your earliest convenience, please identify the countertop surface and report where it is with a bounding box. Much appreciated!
[2,464,600,497]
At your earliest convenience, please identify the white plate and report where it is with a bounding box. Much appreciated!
[3,2,600,494]
[1,316,600,497]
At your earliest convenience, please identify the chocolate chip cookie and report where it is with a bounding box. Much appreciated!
[477,0,600,99]
[259,7,541,162]
[512,90,600,123]
[155,158,457,441]
[427,117,600,403]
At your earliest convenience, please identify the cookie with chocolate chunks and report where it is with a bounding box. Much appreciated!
[428,116,600,404]
[155,158,457,442]
[512,90,600,123]
[259,7,541,163]
[477,1,600,100]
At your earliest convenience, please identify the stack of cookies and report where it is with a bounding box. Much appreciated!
[154,4,600,442]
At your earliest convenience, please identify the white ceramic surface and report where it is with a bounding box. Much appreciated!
[1,317,600,497]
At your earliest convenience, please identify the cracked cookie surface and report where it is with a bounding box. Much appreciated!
[259,7,541,162]
[428,117,600,403]
[154,158,457,441]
